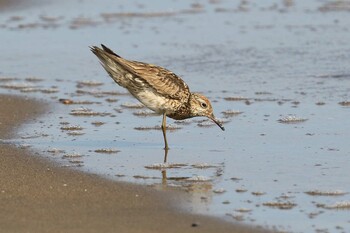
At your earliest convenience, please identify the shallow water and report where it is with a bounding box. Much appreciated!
[1,0,350,232]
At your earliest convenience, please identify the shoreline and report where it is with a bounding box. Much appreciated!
[0,94,269,232]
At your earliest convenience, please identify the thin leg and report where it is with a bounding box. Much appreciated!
[163,147,168,163]
[161,113,169,151]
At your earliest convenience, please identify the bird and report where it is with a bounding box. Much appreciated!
[90,44,225,153]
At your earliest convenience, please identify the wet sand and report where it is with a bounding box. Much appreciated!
[0,94,269,233]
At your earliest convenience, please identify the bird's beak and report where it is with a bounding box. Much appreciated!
[209,114,225,131]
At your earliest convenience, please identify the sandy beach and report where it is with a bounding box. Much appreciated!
[0,94,269,233]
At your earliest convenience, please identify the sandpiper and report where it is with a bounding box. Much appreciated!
[90,44,225,151]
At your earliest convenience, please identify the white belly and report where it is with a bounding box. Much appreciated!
[135,90,172,114]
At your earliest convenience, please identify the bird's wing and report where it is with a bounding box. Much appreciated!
[120,59,191,101]
[95,44,191,101]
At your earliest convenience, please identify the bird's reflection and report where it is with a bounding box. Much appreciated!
[159,167,213,212]
[158,148,216,207]
[161,169,167,186]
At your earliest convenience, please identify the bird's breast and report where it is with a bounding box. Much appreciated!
[167,104,192,120]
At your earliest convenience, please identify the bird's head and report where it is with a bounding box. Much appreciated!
[190,93,225,131]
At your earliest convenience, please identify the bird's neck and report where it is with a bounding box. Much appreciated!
[167,95,194,120]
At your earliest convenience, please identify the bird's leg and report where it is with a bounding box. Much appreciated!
[161,113,169,151]
[163,147,168,163]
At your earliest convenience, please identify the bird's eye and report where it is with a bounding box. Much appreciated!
[201,102,208,108]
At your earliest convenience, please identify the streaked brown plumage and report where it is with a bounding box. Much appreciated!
[90,44,224,153]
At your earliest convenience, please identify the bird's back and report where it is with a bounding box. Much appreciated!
[91,44,191,114]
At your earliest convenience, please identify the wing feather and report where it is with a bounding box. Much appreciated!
[120,60,190,101]
[94,44,190,102]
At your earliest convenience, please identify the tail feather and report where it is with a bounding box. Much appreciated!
[90,45,128,87]
[101,44,121,58]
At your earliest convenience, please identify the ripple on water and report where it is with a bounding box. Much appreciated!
[94,148,120,154]
[134,125,182,131]
[76,80,104,87]
[144,163,187,169]
[59,98,101,105]
[70,108,111,116]
[224,96,249,101]
[221,109,243,117]
[47,148,65,154]
[133,110,159,117]
[213,188,226,194]
[339,101,350,106]
[60,125,84,131]
[278,115,308,123]
[185,176,212,182]
[67,131,85,136]
[196,118,228,128]
[305,190,348,196]
[317,201,350,210]
[191,163,218,169]
[0,82,35,90]
[91,121,105,126]
[121,102,145,109]
[62,153,82,158]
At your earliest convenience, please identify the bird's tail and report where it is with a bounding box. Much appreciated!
[90,44,129,88]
